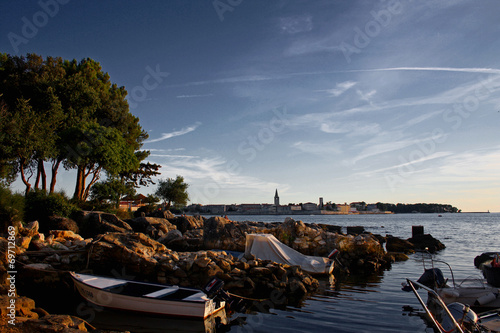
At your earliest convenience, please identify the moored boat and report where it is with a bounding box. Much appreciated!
[244,233,335,274]
[404,278,500,333]
[70,272,226,319]
[405,253,500,310]
[475,253,500,287]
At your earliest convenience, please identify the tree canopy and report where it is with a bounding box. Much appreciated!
[0,53,160,201]
[155,176,189,209]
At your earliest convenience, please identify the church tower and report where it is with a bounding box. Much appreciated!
[274,189,280,206]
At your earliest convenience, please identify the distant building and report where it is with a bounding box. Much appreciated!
[204,204,226,214]
[337,203,350,214]
[119,194,147,211]
[302,202,318,211]
[366,204,380,212]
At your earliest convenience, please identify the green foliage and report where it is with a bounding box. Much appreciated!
[115,209,134,220]
[0,185,25,232]
[0,53,155,200]
[24,190,78,224]
[376,202,459,213]
[155,176,189,209]
[133,204,159,218]
[90,176,136,208]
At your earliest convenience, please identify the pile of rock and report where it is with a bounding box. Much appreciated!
[202,217,395,273]
[0,294,94,332]
[88,232,319,305]
[3,210,448,324]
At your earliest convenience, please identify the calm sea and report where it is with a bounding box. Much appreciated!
[84,213,499,333]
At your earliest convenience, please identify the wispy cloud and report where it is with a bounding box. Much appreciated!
[320,121,380,136]
[319,81,357,97]
[176,93,214,99]
[352,67,500,75]
[148,154,285,202]
[356,89,376,104]
[279,15,313,34]
[291,141,342,155]
[167,75,273,88]
[146,122,202,143]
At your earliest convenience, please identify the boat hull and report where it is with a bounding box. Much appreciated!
[437,286,500,309]
[71,272,224,319]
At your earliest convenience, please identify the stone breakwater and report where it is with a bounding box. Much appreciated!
[0,211,444,331]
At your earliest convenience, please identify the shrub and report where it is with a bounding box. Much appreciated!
[0,185,25,233]
[24,190,78,225]
[133,204,158,218]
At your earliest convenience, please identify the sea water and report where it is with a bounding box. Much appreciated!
[85,213,499,333]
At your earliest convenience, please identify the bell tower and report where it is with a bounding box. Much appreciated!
[274,189,280,206]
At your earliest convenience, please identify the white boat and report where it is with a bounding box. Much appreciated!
[406,254,500,310]
[244,233,335,274]
[70,272,225,319]
[405,278,500,333]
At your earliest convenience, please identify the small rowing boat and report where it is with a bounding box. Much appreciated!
[70,272,225,319]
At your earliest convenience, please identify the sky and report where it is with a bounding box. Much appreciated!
[2,0,500,212]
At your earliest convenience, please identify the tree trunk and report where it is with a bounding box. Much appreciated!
[34,166,40,190]
[49,158,62,193]
[82,166,101,201]
[19,158,32,195]
[73,166,85,201]
[39,159,47,191]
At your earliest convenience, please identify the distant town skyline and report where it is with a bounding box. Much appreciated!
[3,1,500,212]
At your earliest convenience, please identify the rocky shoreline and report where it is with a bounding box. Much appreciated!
[1,211,445,332]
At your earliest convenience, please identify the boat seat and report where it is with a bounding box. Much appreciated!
[144,287,179,298]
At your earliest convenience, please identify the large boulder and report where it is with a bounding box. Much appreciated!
[168,215,204,233]
[408,233,445,253]
[19,314,94,332]
[0,294,94,331]
[127,216,177,239]
[44,215,79,234]
[386,235,415,253]
[89,232,170,276]
[203,217,250,251]
[73,211,133,238]
[331,233,389,272]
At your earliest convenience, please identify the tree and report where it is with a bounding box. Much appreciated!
[65,122,140,201]
[89,176,136,208]
[155,176,189,209]
[0,54,65,193]
[0,53,151,200]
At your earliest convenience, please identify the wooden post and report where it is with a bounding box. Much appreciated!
[412,225,424,238]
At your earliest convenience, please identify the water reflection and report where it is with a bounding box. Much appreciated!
[81,306,249,333]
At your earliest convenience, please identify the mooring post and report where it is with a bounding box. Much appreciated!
[412,225,424,238]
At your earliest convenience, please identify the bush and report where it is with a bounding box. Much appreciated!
[24,190,78,226]
[0,185,25,233]
[133,204,158,218]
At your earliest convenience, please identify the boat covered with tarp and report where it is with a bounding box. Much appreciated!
[244,233,334,274]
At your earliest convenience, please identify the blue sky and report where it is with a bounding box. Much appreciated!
[2,1,500,212]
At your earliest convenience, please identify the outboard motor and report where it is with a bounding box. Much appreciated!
[440,302,479,333]
[203,278,246,312]
[403,268,446,291]
[417,268,446,288]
